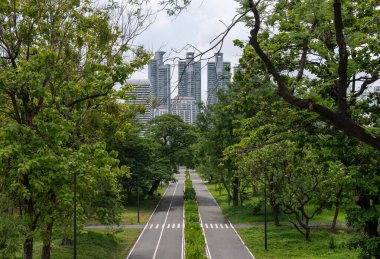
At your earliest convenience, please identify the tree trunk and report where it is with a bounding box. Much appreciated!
[41,221,54,259]
[232,176,239,207]
[148,180,161,199]
[23,238,33,259]
[271,204,281,226]
[331,205,340,232]
[305,226,311,241]
[127,188,133,204]
[61,235,73,246]
[331,187,343,232]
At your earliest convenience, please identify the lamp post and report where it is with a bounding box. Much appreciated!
[74,172,79,259]
[264,169,268,251]
[137,186,140,224]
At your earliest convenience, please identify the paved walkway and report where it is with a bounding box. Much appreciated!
[126,170,185,259]
[191,171,255,259]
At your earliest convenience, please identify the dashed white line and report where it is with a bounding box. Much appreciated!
[225,224,229,229]
[149,224,153,229]
[220,224,224,229]
[210,224,214,229]
[155,224,159,229]
[178,223,180,228]
[205,223,208,229]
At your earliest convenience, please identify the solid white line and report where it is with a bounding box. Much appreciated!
[198,201,212,259]
[152,182,179,259]
[229,221,255,259]
[200,173,255,259]
[126,184,171,259]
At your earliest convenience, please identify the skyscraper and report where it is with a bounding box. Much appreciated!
[148,51,171,116]
[207,53,231,105]
[178,52,202,103]
[126,79,153,134]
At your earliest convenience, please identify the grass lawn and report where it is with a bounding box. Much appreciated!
[21,229,140,259]
[238,226,358,259]
[87,184,168,225]
[206,183,346,225]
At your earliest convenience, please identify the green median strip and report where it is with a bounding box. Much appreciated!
[184,169,208,259]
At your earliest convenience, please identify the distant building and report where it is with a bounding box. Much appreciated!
[178,52,202,103]
[207,53,231,105]
[126,79,153,133]
[171,96,197,124]
[148,51,171,116]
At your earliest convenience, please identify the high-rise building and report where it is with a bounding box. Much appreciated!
[207,53,231,105]
[126,79,153,134]
[171,96,197,124]
[178,52,202,103]
[148,51,171,116]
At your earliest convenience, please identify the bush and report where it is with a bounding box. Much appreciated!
[184,169,207,259]
[184,187,196,201]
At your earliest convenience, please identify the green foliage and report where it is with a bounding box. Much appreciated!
[0,213,26,258]
[183,170,207,259]
[0,0,151,257]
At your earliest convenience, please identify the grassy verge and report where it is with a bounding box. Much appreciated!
[184,170,208,259]
[28,229,140,259]
[203,181,356,258]
[206,183,346,225]
[238,226,358,258]
[86,184,168,225]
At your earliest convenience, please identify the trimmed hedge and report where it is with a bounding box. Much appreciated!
[184,169,207,259]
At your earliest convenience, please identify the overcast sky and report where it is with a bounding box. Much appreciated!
[130,0,249,101]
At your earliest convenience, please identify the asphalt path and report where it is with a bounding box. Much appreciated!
[191,171,255,259]
[126,170,185,259]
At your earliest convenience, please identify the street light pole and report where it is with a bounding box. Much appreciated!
[264,169,268,251]
[137,187,140,224]
[74,172,78,259]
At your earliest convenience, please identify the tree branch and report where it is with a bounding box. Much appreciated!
[248,0,380,150]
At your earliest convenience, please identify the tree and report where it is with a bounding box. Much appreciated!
[0,0,151,258]
[245,0,380,150]
[146,114,196,194]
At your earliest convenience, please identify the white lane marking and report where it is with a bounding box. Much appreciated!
[167,224,171,229]
[210,224,214,229]
[205,223,208,229]
[199,173,255,259]
[215,224,219,229]
[155,224,159,229]
[153,182,179,259]
[177,223,180,229]
[225,224,229,229]
[220,224,224,229]
[149,224,153,229]
[126,184,171,259]
[197,200,212,259]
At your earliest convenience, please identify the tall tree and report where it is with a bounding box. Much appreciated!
[0,0,151,258]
